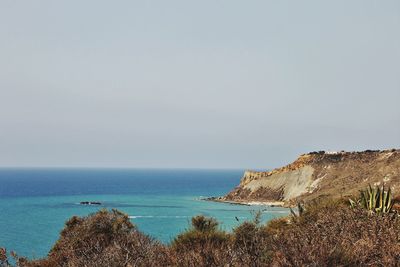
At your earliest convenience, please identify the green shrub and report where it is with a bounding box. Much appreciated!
[191,215,219,232]
[171,215,232,266]
[172,215,230,251]
[349,185,394,214]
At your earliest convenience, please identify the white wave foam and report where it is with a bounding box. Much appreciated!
[129,215,190,219]
[128,215,252,219]
[262,210,289,214]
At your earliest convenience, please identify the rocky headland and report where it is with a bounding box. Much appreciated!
[216,149,400,207]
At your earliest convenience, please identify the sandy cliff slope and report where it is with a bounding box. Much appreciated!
[221,149,400,207]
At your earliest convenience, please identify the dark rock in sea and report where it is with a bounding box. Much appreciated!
[80,201,102,205]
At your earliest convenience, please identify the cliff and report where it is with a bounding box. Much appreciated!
[221,149,400,206]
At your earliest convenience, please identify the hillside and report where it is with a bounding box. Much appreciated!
[220,149,400,207]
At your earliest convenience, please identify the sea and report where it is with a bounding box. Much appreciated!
[0,168,288,259]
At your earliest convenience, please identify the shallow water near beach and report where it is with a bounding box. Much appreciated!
[0,168,289,258]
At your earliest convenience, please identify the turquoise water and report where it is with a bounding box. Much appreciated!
[0,169,288,259]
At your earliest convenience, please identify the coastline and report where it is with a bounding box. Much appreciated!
[204,197,285,207]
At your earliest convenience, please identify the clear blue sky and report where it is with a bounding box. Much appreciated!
[0,1,399,168]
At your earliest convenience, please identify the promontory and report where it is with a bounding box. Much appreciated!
[217,149,400,207]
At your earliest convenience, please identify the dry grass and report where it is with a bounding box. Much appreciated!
[269,199,400,266]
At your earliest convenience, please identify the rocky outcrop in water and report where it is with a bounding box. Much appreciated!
[80,201,102,205]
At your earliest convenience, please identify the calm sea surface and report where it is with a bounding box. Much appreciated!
[0,168,288,258]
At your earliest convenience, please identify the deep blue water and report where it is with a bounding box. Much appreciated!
[0,168,288,259]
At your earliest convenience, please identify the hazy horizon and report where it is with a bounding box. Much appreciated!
[1,1,399,169]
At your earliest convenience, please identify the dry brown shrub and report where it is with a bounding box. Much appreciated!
[0,247,10,267]
[269,200,400,266]
[263,217,289,235]
[171,215,234,266]
[231,214,275,266]
[19,209,172,267]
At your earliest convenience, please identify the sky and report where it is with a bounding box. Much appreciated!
[0,1,399,169]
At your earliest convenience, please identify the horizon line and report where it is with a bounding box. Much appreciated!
[0,166,264,171]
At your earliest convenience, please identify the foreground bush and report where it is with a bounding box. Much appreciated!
[2,200,400,266]
[171,215,232,266]
[18,209,171,267]
[270,200,400,266]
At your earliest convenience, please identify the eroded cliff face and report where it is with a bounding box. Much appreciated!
[222,149,400,206]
